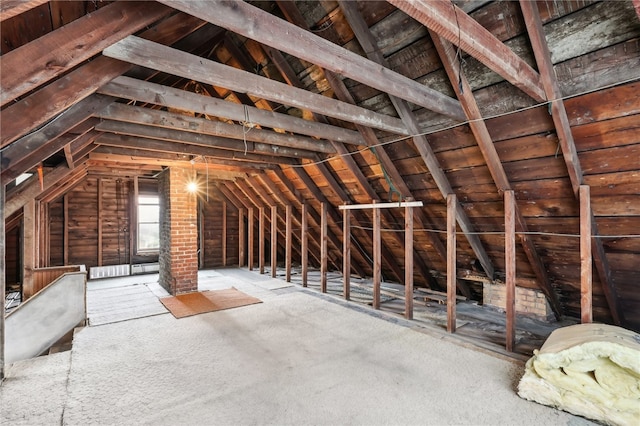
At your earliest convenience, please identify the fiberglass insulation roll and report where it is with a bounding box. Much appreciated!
[518,323,640,426]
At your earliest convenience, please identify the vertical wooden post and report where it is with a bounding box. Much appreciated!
[301,203,308,287]
[343,206,351,300]
[97,178,103,266]
[63,193,69,265]
[271,205,277,278]
[373,202,381,310]
[247,207,254,271]
[446,194,457,332]
[580,185,593,323]
[405,204,414,320]
[222,201,227,266]
[131,176,138,266]
[238,208,245,267]
[0,185,5,379]
[259,206,265,274]
[321,202,327,293]
[505,190,516,352]
[286,204,292,282]
[23,200,35,300]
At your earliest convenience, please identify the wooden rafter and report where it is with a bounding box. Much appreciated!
[95,103,337,154]
[103,36,408,135]
[99,77,365,147]
[1,2,171,106]
[430,31,562,319]
[158,0,466,122]
[339,1,495,281]
[388,0,546,102]
[5,164,72,217]
[520,0,623,325]
[0,0,48,22]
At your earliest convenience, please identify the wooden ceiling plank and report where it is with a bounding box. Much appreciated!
[94,133,300,166]
[1,2,171,106]
[520,0,623,326]
[340,0,494,280]
[103,36,408,135]
[1,95,114,185]
[96,103,337,154]
[0,0,48,22]
[99,77,365,147]
[158,0,465,121]
[94,119,319,160]
[388,0,546,102]
[431,31,562,319]
[1,12,206,148]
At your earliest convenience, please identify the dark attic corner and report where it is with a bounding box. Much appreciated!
[1,1,639,425]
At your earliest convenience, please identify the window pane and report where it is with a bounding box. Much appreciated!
[139,205,159,223]
[138,224,159,250]
[139,194,159,205]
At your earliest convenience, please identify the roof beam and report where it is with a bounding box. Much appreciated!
[95,103,336,155]
[99,77,365,147]
[94,133,302,166]
[0,0,48,22]
[103,36,408,135]
[4,164,74,217]
[1,12,207,148]
[388,0,546,102]
[1,2,171,106]
[94,120,319,160]
[1,95,113,185]
[158,0,465,122]
[340,0,494,280]
[520,0,623,325]
[430,31,562,319]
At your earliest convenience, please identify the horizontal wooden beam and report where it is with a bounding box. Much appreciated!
[99,77,366,147]
[158,0,465,122]
[96,103,336,154]
[103,36,409,135]
[389,0,546,102]
[339,201,423,210]
[1,2,171,106]
[0,0,48,22]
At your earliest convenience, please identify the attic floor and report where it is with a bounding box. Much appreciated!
[2,267,595,425]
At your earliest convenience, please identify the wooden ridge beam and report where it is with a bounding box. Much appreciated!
[340,1,494,280]
[159,0,465,122]
[1,12,206,148]
[94,119,319,160]
[520,0,623,325]
[96,103,336,155]
[1,2,171,106]
[430,31,561,319]
[388,0,546,102]
[103,36,408,135]
[99,77,365,147]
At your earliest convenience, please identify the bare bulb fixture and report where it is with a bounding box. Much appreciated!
[186,181,199,193]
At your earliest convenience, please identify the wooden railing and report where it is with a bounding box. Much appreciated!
[28,265,85,300]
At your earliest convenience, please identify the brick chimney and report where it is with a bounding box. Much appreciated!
[158,167,198,295]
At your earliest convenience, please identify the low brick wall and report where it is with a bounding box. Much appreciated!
[483,281,554,321]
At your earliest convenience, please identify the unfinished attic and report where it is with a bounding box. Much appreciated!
[1,1,640,423]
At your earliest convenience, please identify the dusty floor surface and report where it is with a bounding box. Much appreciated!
[1,268,595,425]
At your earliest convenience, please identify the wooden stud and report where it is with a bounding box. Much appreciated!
[373,202,381,310]
[247,207,254,271]
[405,204,414,320]
[321,202,328,293]
[446,194,457,333]
[132,176,138,264]
[580,185,593,323]
[238,208,245,267]
[222,201,227,266]
[505,190,517,352]
[343,206,351,300]
[22,200,35,300]
[301,203,308,287]
[286,204,292,282]
[97,178,103,267]
[259,207,265,274]
[271,205,277,278]
[63,193,69,265]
